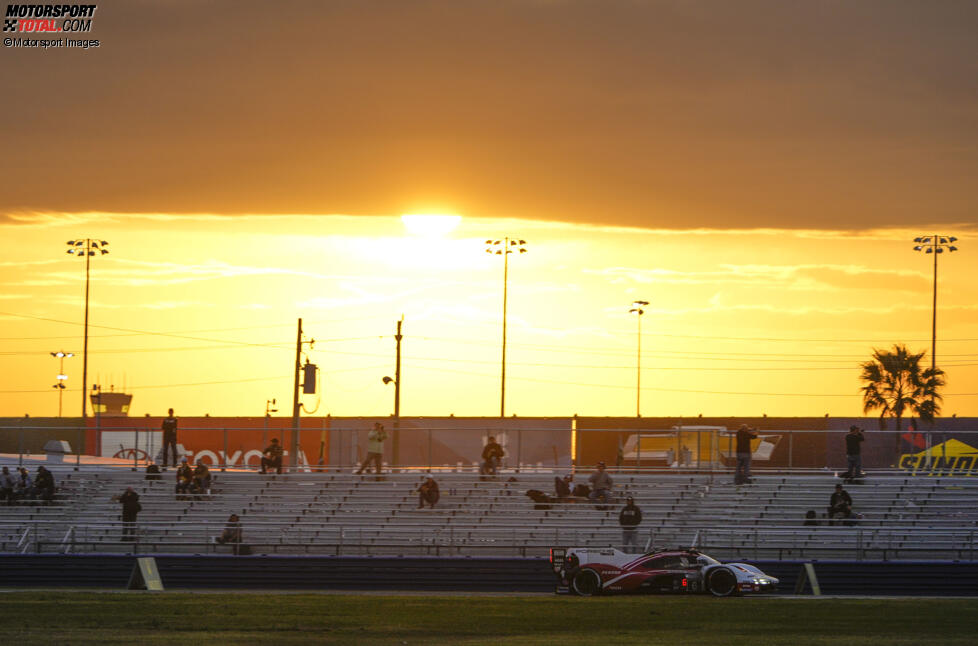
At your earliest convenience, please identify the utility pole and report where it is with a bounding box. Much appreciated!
[290,318,303,471]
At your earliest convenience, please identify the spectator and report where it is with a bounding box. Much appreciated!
[735,424,758,484]
[554,474,572,498]
[192,462,211,494]
[844,425,865,481]
[216,513,243,554]
[619,496,643,552]
[572,482,591,498]
[144,459,162,481]
[34,466,55,504]
[355,423,387,475]
[828,484,853,525]
[1,466,15,505]
[418,476,440,509]
[175,458,193,498]
[260,438,284,474]
[116,487,141,541]
[161,407,178,468]
[15,467,33,501]
[479,436,505,476]
[588,461,614,503]
[803,510,818,526]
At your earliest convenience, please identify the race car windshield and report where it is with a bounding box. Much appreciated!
[696,554,720,566]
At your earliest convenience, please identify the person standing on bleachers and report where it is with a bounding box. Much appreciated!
[116,487,141,541]
[844,425,865,481]
[734,425,758,484]
[260,438,284,474]
[355,423,387,475]
[588,461,614,503]
[161,408,178,468]
[619,496,643,552]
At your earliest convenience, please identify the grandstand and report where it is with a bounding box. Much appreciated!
[2,460,977,561]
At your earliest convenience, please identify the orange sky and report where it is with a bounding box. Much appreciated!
[1,1,975,418]
[1,214,975,418]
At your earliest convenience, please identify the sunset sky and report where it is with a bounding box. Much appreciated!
[1,1,975,419]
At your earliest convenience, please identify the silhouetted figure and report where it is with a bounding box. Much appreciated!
[480,436,505,476]
[735,424,758,484]
[844,425,865,480]
[192,462,211,494]
[260,438,283,474]
[34,466,55,503]
[175,458,193,498]
[0,466,15,505]
[418,476,440,509]
[161,408,178,467]
[804,510,818,526]
[356,423,387,475]
[619,496,643,552]
[15,467,33,501]
[144,459,161,481]
[588,461,613,503]
[554,474,572,498]
[117,487,141,541]
[828,484,853,525]
[216,513,243,554]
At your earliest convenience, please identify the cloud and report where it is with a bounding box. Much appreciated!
[587,263,931,293]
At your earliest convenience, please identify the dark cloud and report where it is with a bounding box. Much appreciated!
[1,0,975,229]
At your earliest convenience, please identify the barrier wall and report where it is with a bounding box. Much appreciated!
[2,555,976,595]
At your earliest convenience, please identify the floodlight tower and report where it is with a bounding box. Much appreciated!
[485,237,528,417]
[629,301,649,417]
[65,239,109,422]
[912,235,960,373]
[50,350,74,417]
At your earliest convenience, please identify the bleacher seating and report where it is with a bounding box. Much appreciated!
[2,462,977,560]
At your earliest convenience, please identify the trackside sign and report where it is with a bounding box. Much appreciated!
[899,439,978,476]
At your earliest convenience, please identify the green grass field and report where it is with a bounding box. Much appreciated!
[2,592,976,645]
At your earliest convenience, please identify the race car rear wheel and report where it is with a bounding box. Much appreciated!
[707,567,738,597]
[571,568,602,597]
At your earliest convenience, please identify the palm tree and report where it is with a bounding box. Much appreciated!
[859,344,945,450]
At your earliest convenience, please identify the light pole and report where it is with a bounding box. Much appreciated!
[486,237,527,417]
[264,398,277,447]
[50,350,74,417]
[383,316,403,467]
[629,301,649,417]
[66,239,109,425]
[912,235,960,373]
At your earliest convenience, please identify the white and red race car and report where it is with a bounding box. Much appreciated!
[551,547,779,597]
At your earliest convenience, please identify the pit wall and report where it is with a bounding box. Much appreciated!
[1,554,975,596]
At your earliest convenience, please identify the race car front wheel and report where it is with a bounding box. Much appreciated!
[571,568,602,597]
[707,568,738,597]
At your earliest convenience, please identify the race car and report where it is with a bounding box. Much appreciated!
[550,547,778,597]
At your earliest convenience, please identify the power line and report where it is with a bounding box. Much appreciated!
[411,365,978,397]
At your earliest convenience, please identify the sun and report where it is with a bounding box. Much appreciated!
[401,213,462,238]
